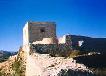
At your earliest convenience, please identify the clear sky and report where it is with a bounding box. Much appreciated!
[0,0,106,51]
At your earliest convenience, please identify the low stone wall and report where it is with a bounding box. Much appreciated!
[30,44,72,57]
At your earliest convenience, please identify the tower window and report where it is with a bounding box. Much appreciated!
[40,27,45,33]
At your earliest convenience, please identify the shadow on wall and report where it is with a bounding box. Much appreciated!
[74,53,106,68]
[71,35,106,52]
[31,44,72,57]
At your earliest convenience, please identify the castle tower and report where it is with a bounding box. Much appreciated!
[23,22,56,45]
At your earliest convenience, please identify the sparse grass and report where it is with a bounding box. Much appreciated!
[69,50,86,58]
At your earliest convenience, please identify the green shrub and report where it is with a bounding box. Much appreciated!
[12,59,22,76]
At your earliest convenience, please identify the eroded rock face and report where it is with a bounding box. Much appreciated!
[26,53,94,76]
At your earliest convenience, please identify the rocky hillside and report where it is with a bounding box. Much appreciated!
[0,47,95,76]
[0,35,106,76]
[26,53,94,76]
[0,48,26,76]
[74,53,106,76]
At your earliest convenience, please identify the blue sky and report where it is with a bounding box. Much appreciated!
[0,0,106,51]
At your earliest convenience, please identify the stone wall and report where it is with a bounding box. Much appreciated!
[29,22,56,43]
[30,44,72,57]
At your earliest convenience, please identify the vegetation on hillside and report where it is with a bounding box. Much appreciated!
[12,47,26,76]
[0,50,17,62]
[0,47,26,76]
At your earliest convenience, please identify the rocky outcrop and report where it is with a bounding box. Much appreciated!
[0,48,95,76]
[0,55,17,76]
[26,53,94,76]
[0,48,26,76]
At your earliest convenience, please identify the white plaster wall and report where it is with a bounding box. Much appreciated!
[58,35,66,44]
[23,22,29,45]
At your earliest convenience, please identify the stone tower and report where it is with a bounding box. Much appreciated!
[23,22,56,45]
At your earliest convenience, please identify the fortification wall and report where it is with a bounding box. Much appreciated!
[31,44,72,56]
[23,22,56,45]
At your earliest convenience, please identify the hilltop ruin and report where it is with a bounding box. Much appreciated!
[23,22,72,56]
